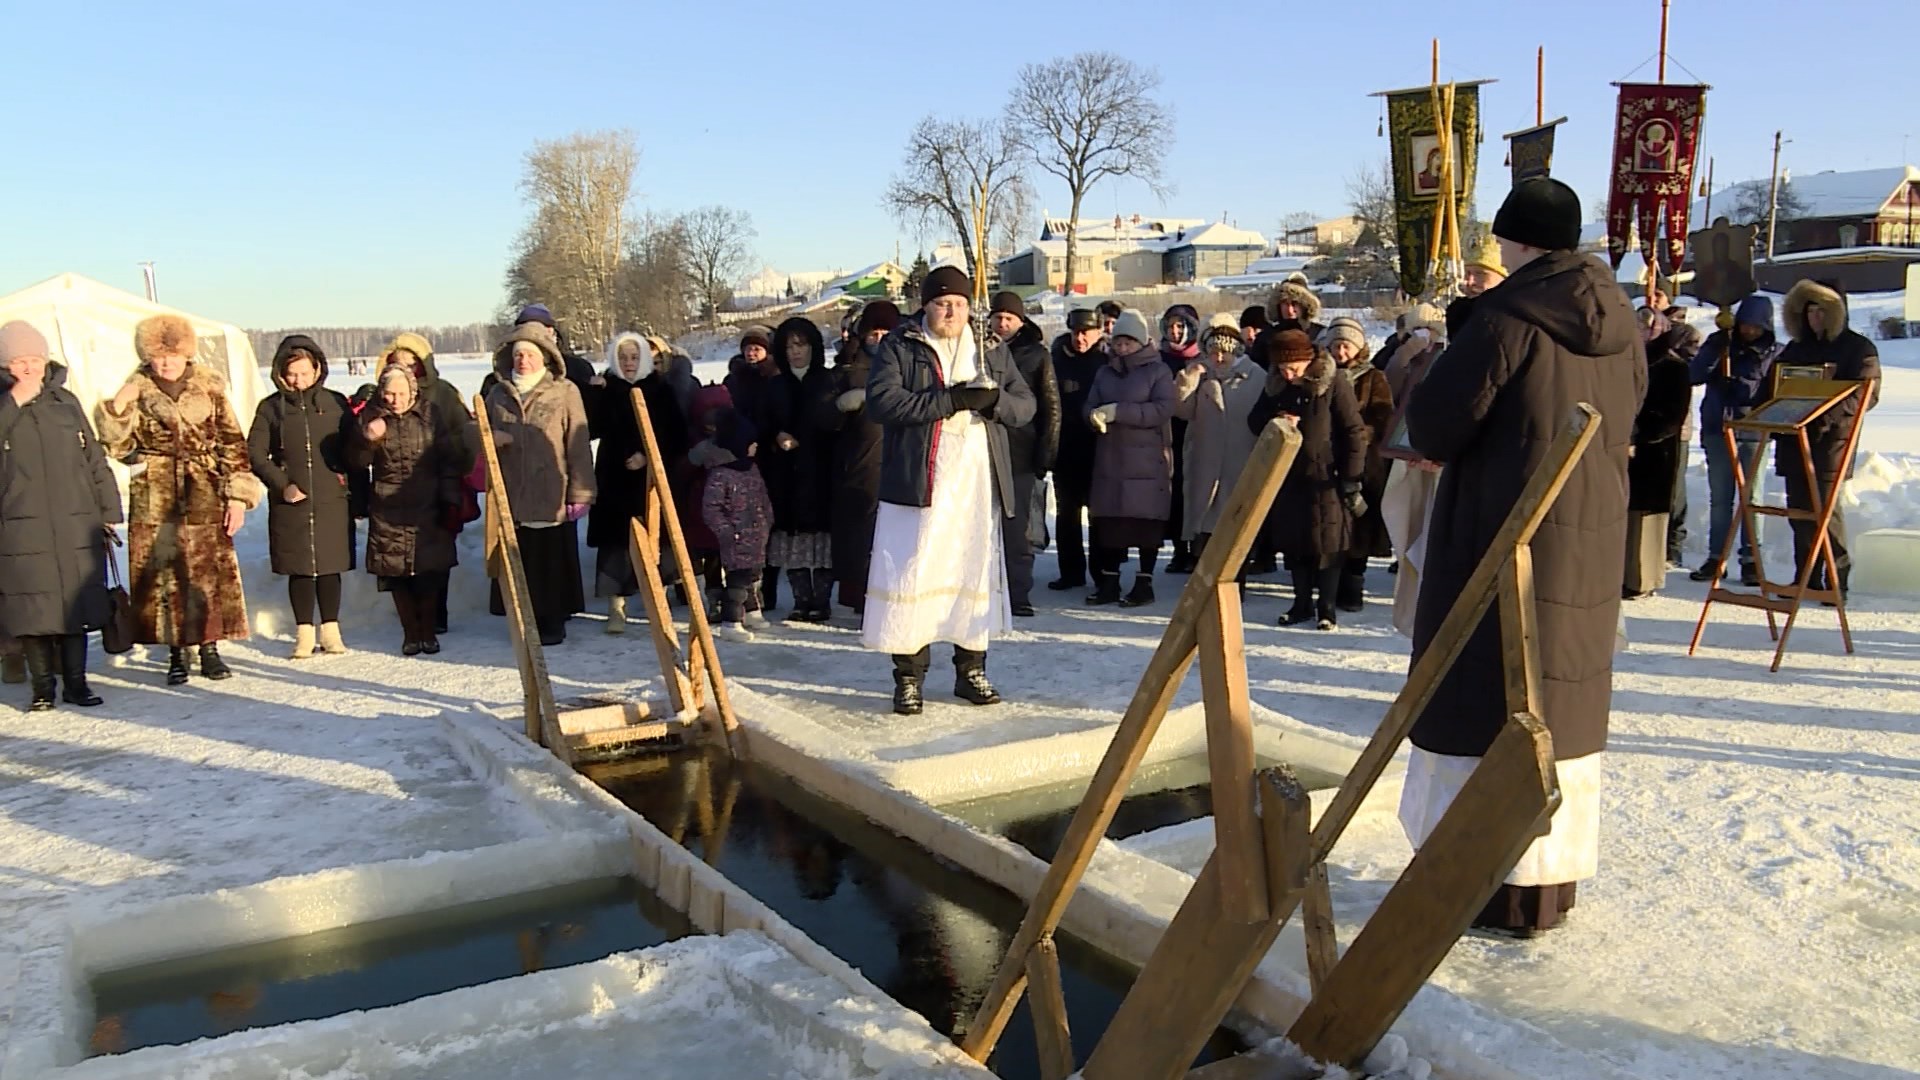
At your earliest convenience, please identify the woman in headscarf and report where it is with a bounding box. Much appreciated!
[96,315,262,685]
[759,317,839,622]
[0,320,123,709]
[585,332,688,632]
[351,365,461,654]
[482,325,596,646]
[1084,308,1175,608]
[814,301,901,618]
[248,335,355,658]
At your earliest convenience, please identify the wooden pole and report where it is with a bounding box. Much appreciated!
[1198,583,1268,925]
[1536,46,1544,126]
[1657,0,1671,83]
[1767,130,1785,262]
[1301,864,1339,994]
[960,421,1302,1062]
[1027,936,1075,1080]
[1431,38,1439,86]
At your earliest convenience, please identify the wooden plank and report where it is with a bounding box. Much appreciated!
[629,387,742,755]
[962,419,1302,1062]
[629,517,695,713]
[1197,582,1267,925]
[1287,713,1557,1068]
[1301,863,1338,995]
[475,396,565,759]
[1025,936,1075,1080]
[564,721,689,754]
[556,699,667,734]
[1079,773,1312,1080]
[1306,404,1597,866]
[1497,546,1543,721]
[1185,1051,1324,1080]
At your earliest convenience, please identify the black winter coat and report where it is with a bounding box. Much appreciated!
[0,363,123,636]
[1050,334,1107,491]
[867,318,1036,517]
[757,318,839,534]
[248,337,355,577]
[813,339,884,577]
[585,369,688,549]
[1247,352,1367,566]
[1772,324,1880,482]
[349,396,461,579]
[1004,322,1061,478]
[1405,249,1647,763]
[1628,333,1694,514]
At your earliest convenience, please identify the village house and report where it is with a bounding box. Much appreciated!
[1690,165,1920,293]
[996,213,1266,295]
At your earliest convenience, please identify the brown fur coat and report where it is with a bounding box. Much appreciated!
[96,362,262,645]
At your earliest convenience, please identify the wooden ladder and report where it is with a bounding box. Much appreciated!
[961,406,1602,1080]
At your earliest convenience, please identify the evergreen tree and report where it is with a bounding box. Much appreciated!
[907,252,931,298]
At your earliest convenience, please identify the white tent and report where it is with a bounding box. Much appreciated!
[0,272,268,422]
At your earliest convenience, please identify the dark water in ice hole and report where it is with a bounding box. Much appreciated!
[941,753,1346,863]
[87,876,690,1058]
[591,750,1248,1078]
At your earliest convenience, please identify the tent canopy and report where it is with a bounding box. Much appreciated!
[0,272,268,422]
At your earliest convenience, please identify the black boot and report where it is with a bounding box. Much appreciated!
[1166,542,1197,575]
[1315,566,1341,631]
[891,650,928,716]
[167,647,191,686]
[59,635,102,707]
[787,570,824,623]
[1086,572,1122,606]
[1739,562,1761,588]
[22,637,56,712]
[953,648,1001,705]
[808,569,834,622]
[1688,559,1722,583]
[394,593,423,656]
[1336,563,1366,613]
[199,643,232,680]
[760,565,780,613]
[1120,574,1156,608]
[1281,565,1316,627]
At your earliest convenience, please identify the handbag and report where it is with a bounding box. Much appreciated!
[100,530,137,655]
[1027,475,1051,551]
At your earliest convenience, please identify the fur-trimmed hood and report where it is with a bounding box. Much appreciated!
[270,334,330,395]
[773,316,827,375]
[1784,280,1848,343]
[1268,280,1322,323]
[491,323,567,383]
[379,332,445,388]
[1265,347,1337,398]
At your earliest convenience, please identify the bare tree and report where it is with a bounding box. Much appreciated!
[616,212,696,336]
[1346,158,1397,253]
[681,205,756,321]
[1729,178,1808,227]
[1005,52,1172,296]
[505,130,639,351]
[884,116,1028,282]
[996,175,1038,256]
[1277,210,1320,253]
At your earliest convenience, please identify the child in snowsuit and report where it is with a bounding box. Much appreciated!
[699,408,774,639]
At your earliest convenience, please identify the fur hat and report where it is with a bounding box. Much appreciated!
[1783,280,1846,342]
[0,321,51,365]
[1201,312,1242,352]
[1465,234,1508,278]
[1110,308,1153,346]
[1262,328,1316,367]
[989,291,1027,319]
[1269,280,1322,323]
[856,300,903,337]
[1239,305,1271,331]
[739,325,773,352]
[1492,178,1583,252]
[921,266,972,306]
[134,314,196,363]
[1324,316,1368,359]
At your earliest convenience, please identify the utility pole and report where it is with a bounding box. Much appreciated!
[137,262,157,302]
[1766,130,1784,262]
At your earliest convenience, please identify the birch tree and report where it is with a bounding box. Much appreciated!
[885,116,1028,281]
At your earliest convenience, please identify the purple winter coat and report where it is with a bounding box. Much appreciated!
[1086,349,1176,521]
[699,450,773,572]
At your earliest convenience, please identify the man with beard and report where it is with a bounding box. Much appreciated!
[1048,307,1107,592]
[987,293,1061,617]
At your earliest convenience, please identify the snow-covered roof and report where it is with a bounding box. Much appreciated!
[824,261,905,290]
[1169,221,1267,249]
[1040,214,1207,242]
[1693,165,1919,224]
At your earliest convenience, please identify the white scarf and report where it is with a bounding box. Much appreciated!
[928,321,979,385]
[511,365,547,394]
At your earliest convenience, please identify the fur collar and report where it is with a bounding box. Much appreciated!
[1783,280,1848,343]
[1265,348,1336,397]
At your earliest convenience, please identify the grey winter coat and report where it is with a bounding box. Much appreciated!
[1405,249,1647,763]
[248,336,355,577]
[1086,349,1176,522]
[482,327,596,525]
[1172,354,1264,539]
[0,363,124,636]
[866,317,1037,517]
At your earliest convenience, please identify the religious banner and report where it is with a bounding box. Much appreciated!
[1384,81,1483,297]
[1606,82,1707,272]
[1504,117,1565,185]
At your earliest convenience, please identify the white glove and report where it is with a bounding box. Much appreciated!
[1089,403,1118,434]
[1175,365,1203,395]
[1203,379,1225,408]
[837,388,865,412]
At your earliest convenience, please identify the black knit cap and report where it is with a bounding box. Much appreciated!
[989,291,1026,319]
[921,266,973,305]
[1239,305,1271,330]
[855,300,902,337]
[1492,178,1583,252]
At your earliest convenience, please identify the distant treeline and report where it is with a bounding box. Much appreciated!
[245,324,499,362]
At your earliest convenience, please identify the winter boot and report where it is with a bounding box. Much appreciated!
[1281,566,1317,627]
[167,647,191,686]
[705,587,725,621]
[291,623,317,660]
[786,570,820,623]
[1315,566,1341,630]
[318,621,349,655]
[392,593,421,656]
[199,643,232,681]
[808,570,834,622]
[1086,572,1122,606]
[1336,567,1366,613]
[2,650,26,685]
[952,648,1001,706]
[1687,559,1721,583]
[760,566,781,614]
[59,635,102,707]
[22,638,56,712]
[891,651,928,716]
[1166,542,1197,575]
[537,619,566,648]
[606,595,628,635]
[1120,575,1156,608]
[1739,562,1761,588]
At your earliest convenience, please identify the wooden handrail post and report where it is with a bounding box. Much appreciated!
[1198,582,1267,925]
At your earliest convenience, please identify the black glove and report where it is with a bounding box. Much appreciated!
[1340,482,1368,520]
[949,384,1000,415]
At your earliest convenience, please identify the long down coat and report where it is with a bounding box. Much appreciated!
[813,338,884,585]
[96,362,262,646]
[1405,249,1647,763]
[1345,361,1396,558]
[349,369,461,580]
[1627,331,1695,514]
[584,362,688,552]
[247,336,355,577]
[1247,350,1368,567]
[0,362,124,637]
[1172,353,1264,539]
[757,318,839,536]
[1085,348,1176,523]
[482,327,596,526]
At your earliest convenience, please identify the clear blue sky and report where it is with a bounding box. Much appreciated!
[8,0,1907,328]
